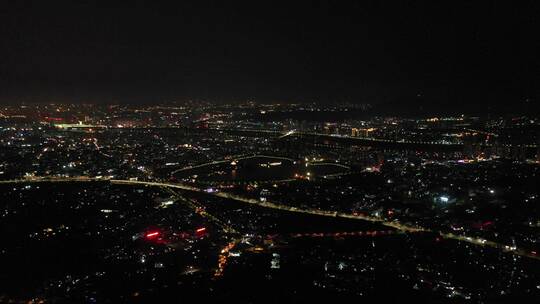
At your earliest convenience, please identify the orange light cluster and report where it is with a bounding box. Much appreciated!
[214,240,238,278]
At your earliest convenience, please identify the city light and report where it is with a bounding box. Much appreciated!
[145,231,160,238]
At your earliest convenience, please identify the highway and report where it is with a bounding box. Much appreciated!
[1,176,539,261]
[50,124,538,149]
[51,125,539,152]
[201,127,539,150]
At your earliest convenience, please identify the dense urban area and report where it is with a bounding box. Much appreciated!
[1,102,540,302]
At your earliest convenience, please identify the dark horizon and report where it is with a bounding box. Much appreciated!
[1,1,539,108]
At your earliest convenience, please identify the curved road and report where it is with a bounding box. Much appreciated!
[170,154,296,176]
[1,177,538,261]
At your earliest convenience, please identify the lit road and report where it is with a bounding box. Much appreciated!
[170,154,295,176]
[162,186,239,235]
[49,125,538,149]
[170,154,352,184]
[1,177,539,261]
[206,127,539,149]
[308,162,351,170]
[289,229,399,238]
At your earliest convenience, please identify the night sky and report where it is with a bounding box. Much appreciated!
[1,1,539,108]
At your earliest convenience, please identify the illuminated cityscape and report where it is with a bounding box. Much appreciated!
[1,1,540,303]
[1,102,539,302]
